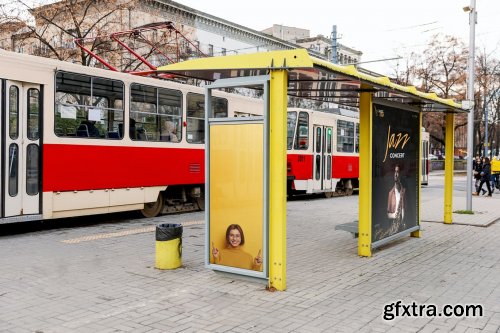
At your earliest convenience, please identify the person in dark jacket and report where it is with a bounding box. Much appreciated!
[473,155,483,193]
[473,157,492,196]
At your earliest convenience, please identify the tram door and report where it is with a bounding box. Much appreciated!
[2,80,41,218]
[313,126,333,191]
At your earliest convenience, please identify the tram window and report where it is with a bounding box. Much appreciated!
[186,93,228,144]
[315,155,321,180]
[159,88,182,142]
[315,127,321,153]
[326,127,332,154]
[337,120,355,153]
[294,112,309,150]
[355,123,359,153]
[54,71,124,139]
[9,86,19,140]
[213,98,228,118]
[56,72,91,105]
[287,111,297,150]
[130,83,182,142]
[93,77,123,106]
[27,88,40,140]
[327,157,332,180]
[8,144,19,196]
[26,144,39,196]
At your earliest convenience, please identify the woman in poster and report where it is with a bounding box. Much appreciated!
[387,164,406,232]
[212,224,262,271]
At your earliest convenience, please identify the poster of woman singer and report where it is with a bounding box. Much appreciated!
[371,103,420,242]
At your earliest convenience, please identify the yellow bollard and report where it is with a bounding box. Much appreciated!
[155,223,182,269]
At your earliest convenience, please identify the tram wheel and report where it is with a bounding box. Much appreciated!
[345,188,354,196]
[324,191,334,198]
[141,194,165,218]
[196,195,205,211]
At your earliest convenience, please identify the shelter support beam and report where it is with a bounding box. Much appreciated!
[358,87,372,257]
[411,112,423,238]
[269,69,287,290]
[444,113,455,224]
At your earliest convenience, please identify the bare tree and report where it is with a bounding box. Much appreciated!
[394,34,468,154]
[476,48,500,156]
[0,0,140,66]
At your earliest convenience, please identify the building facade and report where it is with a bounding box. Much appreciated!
[0,0,362,69]
[262,24,362,65]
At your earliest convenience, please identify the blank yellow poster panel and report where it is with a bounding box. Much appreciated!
[209,123,264,262]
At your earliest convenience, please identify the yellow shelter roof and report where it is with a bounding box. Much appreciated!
[158,49,465,113]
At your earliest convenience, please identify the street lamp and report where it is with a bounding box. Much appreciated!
[464,0,476,211]
[484,96,489,157]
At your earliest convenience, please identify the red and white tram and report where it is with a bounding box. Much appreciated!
[0,50,264,223]
[287,108,359,197]
[0,49,360,223]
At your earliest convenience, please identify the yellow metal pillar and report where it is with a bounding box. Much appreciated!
[358,87,372,257]
[269,69,287,290]
[411,113,422,238]
[444,112,455,224]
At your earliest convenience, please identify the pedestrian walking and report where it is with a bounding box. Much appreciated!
[473,157,492,197]
[473,155,482,193]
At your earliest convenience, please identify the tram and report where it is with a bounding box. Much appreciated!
[287,108,359,197]
[0,49,360,224]
[0,50,266,223]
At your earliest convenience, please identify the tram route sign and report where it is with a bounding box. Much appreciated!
[371,101,420,246]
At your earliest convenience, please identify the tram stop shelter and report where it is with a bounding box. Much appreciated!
[158,49,466,291]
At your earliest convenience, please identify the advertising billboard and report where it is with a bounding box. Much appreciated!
[208,121,265,274]
[372,102,420,243]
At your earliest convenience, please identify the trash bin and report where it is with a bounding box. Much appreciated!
[155,223,182,269]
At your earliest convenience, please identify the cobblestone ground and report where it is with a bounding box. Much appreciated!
[0,174,499,333]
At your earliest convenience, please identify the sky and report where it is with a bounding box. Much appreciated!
[180,0,500,76]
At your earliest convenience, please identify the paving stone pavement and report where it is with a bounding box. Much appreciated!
[0,173,499,333]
